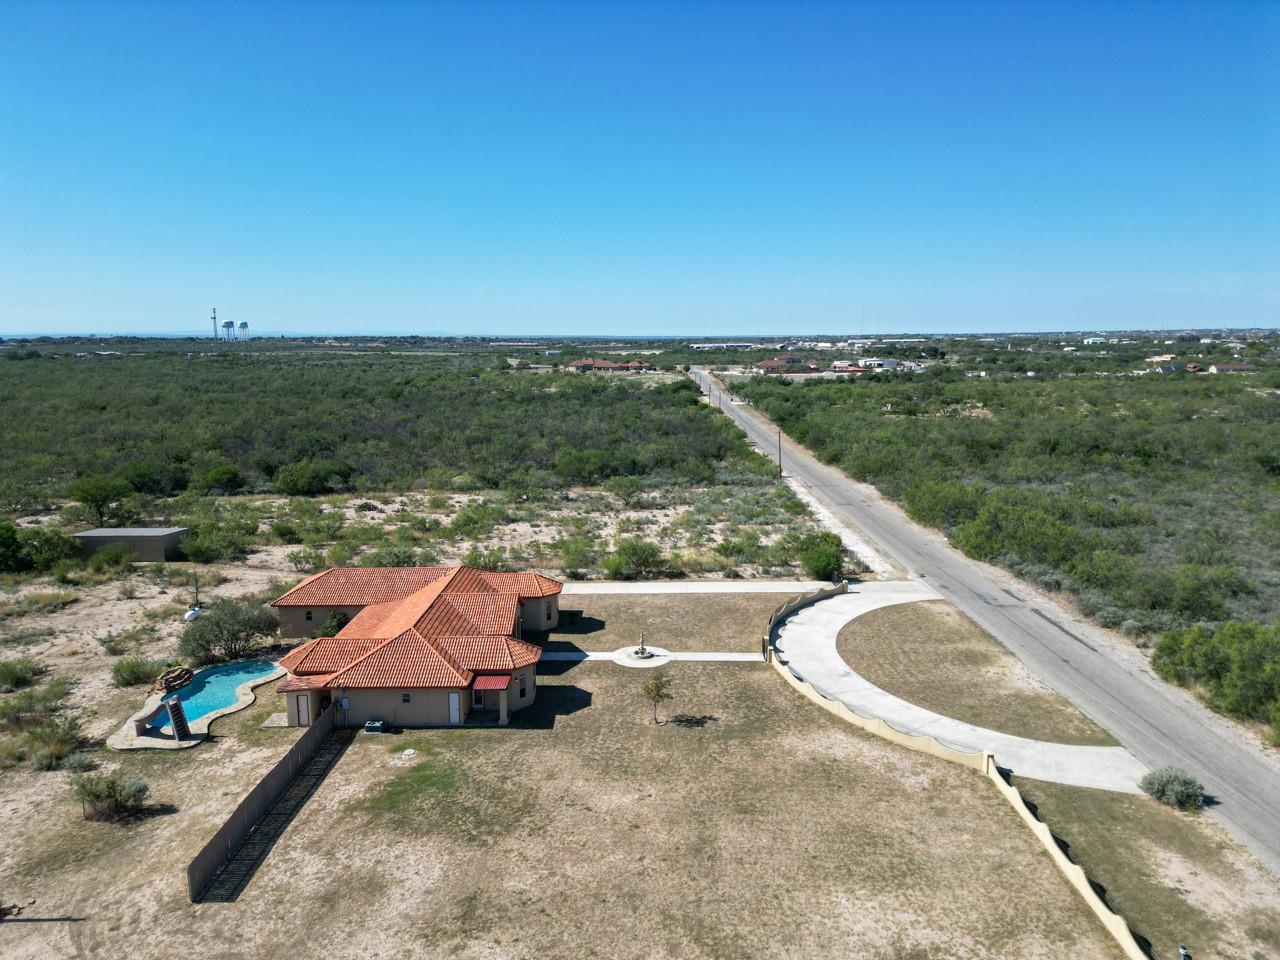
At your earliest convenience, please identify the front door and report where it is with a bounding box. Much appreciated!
[297,694,310,727]
[472,688,484,710]
[448,692,460,725]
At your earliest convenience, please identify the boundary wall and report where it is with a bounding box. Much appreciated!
[769,591,1148,960]
[186,704,336,901]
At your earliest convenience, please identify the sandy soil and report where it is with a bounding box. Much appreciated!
[1,660,1123,960]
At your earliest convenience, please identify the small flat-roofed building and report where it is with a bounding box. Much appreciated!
[73,527,189,562]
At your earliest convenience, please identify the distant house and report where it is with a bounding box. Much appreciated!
[860,358,899,369]
[568,358,654,373]
[73,527,188,562]
[830,359,869,374]
[756,357,819,374]
[272,565,563,728]
[1209,363,1258,374]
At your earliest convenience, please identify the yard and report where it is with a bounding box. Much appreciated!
[836,600,1118,746]
[0,594,1125,959]
[1014,777,1280,960]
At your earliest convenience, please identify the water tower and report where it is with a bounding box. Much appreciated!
[221,320,235,340]
[237,321,250,341]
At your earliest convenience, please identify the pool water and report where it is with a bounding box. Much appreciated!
[149,659,278,731]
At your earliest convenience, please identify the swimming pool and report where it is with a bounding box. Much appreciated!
[148,659,279,731]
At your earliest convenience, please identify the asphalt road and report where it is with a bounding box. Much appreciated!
[692,367,1280,876]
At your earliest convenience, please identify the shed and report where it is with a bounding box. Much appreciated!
[73,527,189,562]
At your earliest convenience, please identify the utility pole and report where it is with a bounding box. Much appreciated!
[777,428,783,479]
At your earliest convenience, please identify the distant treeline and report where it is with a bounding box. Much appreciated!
[0,354,768,506]
[736,373,1280,631]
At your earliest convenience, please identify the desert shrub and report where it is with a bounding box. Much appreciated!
[16,527,82,572]
[178,599,278,665]
[25,715,82,769]
[0,590,77,621]
[603,538,665,581]
[0,656,43,691]
[0,676,71,730]
[358,545,421,567]
[795,532,844,581]
[269,520,302,544]
[1139,766,1205,811]
[112,656,167,687]
[72,773,150,821]
[287,547,326,572]
[311,611,351,639]
[448,502,509,539]
[461,546,510,572]
[86,542,134,572]
[61,751,97,772]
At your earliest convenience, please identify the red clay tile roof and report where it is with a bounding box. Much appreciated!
[274,564,553,691]
[472,674,512,690]
[324,630,470,689]
[272,565,562,607]
[272,566,452,607]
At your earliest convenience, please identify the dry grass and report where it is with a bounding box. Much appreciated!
[837,601,1117,746]
[543,593,790,653]
[1015,777,1280,960]
[0,591,1132,960]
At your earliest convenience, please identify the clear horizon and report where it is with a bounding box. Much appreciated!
[2,1,1278,337]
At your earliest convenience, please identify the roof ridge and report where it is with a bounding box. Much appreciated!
[321,631,406,685]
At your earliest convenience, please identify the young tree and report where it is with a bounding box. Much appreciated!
[178,599,278,665]
[67,475,132,526]
[642,670,673,725]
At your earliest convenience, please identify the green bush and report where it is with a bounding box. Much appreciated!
[0,656,44,691]
[799,534,844,581]
[72,773,150,821]
[1139,766,1205,811]
[87,542,134,572]
[178,599,278,665]
[111,656,167,687]
[25,715,82,770]
[604,538,665,581]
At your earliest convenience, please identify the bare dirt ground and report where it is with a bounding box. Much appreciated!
[836,600,1118,746]
[1015,777,1280,960]
[1,663,1122,960]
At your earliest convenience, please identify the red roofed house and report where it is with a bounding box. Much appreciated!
[272,565,563,728]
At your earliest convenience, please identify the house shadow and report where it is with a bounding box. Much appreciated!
[535,639,589,676]
[540,610,606,637]
[510,685,592,730]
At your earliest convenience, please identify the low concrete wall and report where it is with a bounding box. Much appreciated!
[186,704,336,901]
[770,643,1147,960]
[761,580,849,662]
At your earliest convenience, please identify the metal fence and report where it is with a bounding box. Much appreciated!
[186,704,336,901]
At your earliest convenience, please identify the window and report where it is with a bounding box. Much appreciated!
[401,692,411,704]
[544,600,552,622]
[304,610,313,622]
[519,675,528,699]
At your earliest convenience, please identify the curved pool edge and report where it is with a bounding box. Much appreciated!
[107,662,286,752]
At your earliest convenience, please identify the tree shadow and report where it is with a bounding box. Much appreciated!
[510,686,592,730]
[122,801,179,823]
[670,714,719,728]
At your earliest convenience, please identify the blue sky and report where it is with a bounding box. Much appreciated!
[1,0,1277,337]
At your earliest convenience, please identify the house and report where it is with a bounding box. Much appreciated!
[568,357,654,373]
[272,565,563,728]
[73,527,189,562]
[1209,363,1258,374]
[755,357,820,374]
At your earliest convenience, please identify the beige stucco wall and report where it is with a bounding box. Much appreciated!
[286,691,327,726]
[338,687,466,727]
[520,595,559,632]
[277,605,366,639]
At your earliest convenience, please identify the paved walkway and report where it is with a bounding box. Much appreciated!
[542,647,762,668]
[774,582,1148,793]
[561,580,829,595]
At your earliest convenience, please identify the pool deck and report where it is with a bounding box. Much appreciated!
[106,663,285,751]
